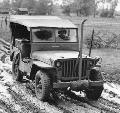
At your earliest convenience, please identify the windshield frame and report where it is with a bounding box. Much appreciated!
[31,27,78,43]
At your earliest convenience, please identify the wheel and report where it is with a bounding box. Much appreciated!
[85,69,103,101]
[85,86,103,100]
[35,71,50,101]
[12,55,23,82]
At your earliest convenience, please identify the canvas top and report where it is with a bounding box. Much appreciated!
[10,15,77,28]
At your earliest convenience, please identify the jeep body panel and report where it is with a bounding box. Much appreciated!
[31,43,79,52]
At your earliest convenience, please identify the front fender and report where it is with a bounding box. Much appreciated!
[32,61,57,82]
[92,66,101,71]
[33,61,53,68]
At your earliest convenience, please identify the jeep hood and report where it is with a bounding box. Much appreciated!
[32,51,89,60]
[32,51,100,66]
[32,51,100,67]
[32,51,92,65]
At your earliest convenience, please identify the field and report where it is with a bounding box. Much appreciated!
[1,14,120,83]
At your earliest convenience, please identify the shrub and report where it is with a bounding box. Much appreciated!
[100,9,114,18]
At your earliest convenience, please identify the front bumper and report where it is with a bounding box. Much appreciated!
[53,80,104,91]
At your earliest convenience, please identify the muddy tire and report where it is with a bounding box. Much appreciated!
[85,69,103,101]
[12,55,23,82]
[85,86,103,100]
[35,71,50,101]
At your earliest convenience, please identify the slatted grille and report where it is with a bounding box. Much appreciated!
[62,59,89,78]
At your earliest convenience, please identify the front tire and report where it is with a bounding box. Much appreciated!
[85,69,103,101]
[12,55,23,82]
[35,71,50,101]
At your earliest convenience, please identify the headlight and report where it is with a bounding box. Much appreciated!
[96,57,102,67]
[89,61,93,67]
[55,61,62,67]
[97,57,102,65]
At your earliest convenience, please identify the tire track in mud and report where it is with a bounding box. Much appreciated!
[5,79,99,113]
[0,94,26,113]
[55,99,101,113]
[6,77,120,113]
[24,82,101,113]
[5,81,63,113]
[7,88,44,113]
[0,100,12,113]
[47,90,120,113]
[24,82,105,113]
[87,98,120,113]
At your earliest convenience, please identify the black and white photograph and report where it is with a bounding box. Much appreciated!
[0,0,120,113]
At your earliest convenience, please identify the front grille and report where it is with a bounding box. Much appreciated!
[61,58,91,80]
[62,59,78,77]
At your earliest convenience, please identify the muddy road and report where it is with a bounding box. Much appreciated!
[0,54,120,113]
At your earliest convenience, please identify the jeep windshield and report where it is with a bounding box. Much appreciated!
[32,28,77,42]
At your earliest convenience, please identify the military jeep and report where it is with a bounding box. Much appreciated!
[9,15,103,101]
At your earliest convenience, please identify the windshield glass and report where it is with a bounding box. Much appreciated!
[32,28,77,42]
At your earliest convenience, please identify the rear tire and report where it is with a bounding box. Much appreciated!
[12,55,23,82]
[35,71,50,101]
[85,69,103,101]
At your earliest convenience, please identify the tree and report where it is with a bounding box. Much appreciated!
[62,5,71,16]
[62,0,74,5]
[35,0,53,15]
[71,0,95,16]
[12,0,23,9]
[1,0,10,9]
[98,0,118,17]
[110,0,118,17]
[11,0,35,10]
[61,0,74,16]
[20,0,35,10]
[11,0,53,15]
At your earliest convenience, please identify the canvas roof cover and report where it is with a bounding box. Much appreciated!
[10,15,77,28]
